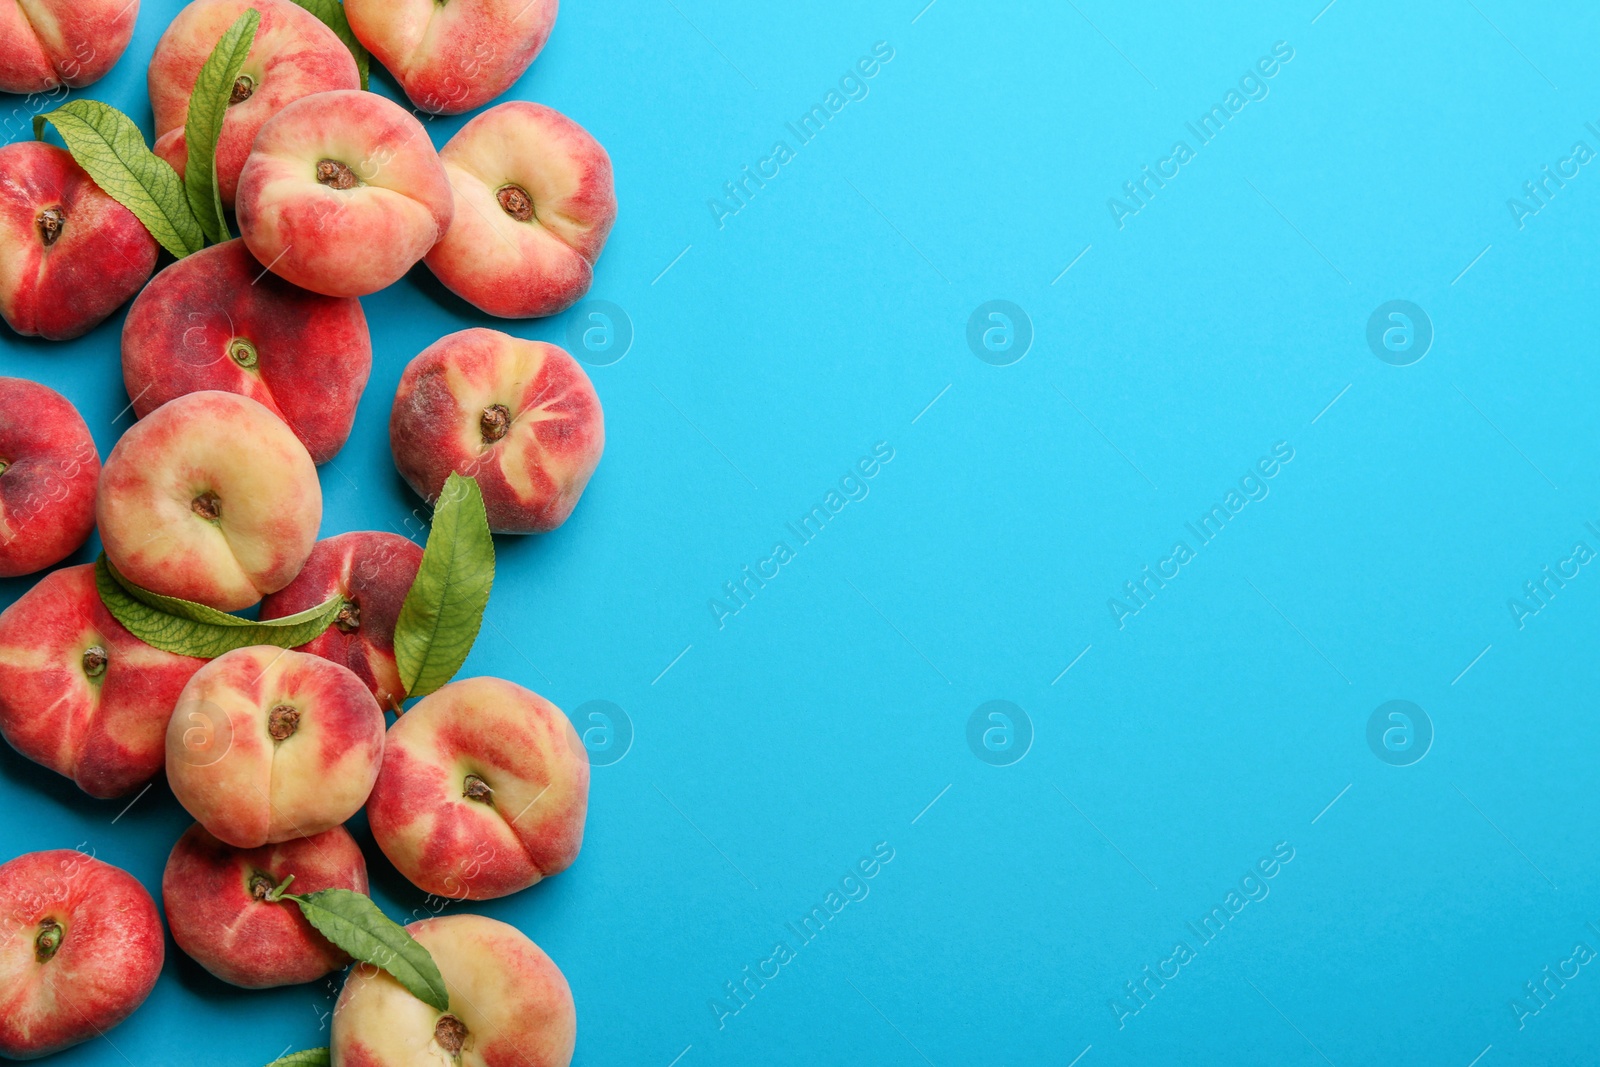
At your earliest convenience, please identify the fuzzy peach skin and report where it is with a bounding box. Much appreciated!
[97,391,321,611]
[166,646,386,848]
[236,89,454,298]
[426,102,615,319]
[121,239,371,464]
[0,0,139,94]
[0,378,98,578]
[163,822,368,988]
[344,0,557,115]
[149,0,360,209]
[390,330,603,534]
[260,532,424,711]
[331,913,575,1067]
[0,141,159,340]
[0,850,163,1060]
[367,677,587,901]
[0,565,206,798]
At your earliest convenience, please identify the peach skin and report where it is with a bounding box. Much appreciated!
[0,565,207,798]
[149,0,360,209]
[426,102,616,319]
[163,822,369,987]
[96,390,322,611]
[0,850,164,1059]
[344,0,558,115]
[0,0,139,94]
[121,239,372,464]
[0,141,159,340]
[390,329,604,534]
[331,913,576,1067]
[259,532,425,711]
[0,377,99,579]
[366,677,589,901]
[166,646,387,848]
[236,89,454,298]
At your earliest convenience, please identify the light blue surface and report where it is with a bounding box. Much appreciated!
[5,0,1600,1063]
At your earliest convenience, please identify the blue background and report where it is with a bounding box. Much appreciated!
[4,0,1600,1063]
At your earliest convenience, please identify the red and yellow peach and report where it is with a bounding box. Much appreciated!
[0,564,207,798]
[390,329,604,534]
[0,850,164,1059]
[163,822,369,988]
[149,0,361,209]
[0,378,99,578]
[121,239,371,464]
[259,532,424,711]
[166,646,386,848]
[0,142,159,340]
[426,102,616,319]
[96,390,322,611]
[367,677,588,901]
[0,0,139,94]
[344,0,558,115]
[236,89,454,298]
[331,913,576,1066]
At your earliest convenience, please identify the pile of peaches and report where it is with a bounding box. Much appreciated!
[0,0,615,1063]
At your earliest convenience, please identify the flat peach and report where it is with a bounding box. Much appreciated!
[166,645,386,847]
[150,0,360,208]
[331,913,575,1066]
[367,677,588,900]
[0,565,206,798]
[390,329,603,534]
[426,102,616,319]
[0,850,163,1059]
[0,0,138,94]
[121,239,371,464]
[236,89,454,298]
[163,822,369,987]
[259,532,424,710]
[97,390,322,611]
[0,377,99,578]
[344,0,557,115]
[0,141,159,340]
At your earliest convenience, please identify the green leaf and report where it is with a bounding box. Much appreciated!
[264,1051,330,1067]
[291,0,370,90]
[34,100,204,258]
[183,7,260,243]
[394,473,495,700]
[286,889,449,1012]
[95,555,347,658]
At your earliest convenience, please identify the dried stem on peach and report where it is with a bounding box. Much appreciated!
[33,918,63,962]
[479,404,511,443]
[433,1014,468,1056]
[267,704,300,741]
[462,774,492,804]
[316,159,359,190]
[190,490,222,522]
[334,599,362,634]
[36,207,65,245]
[495,185,533,222]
